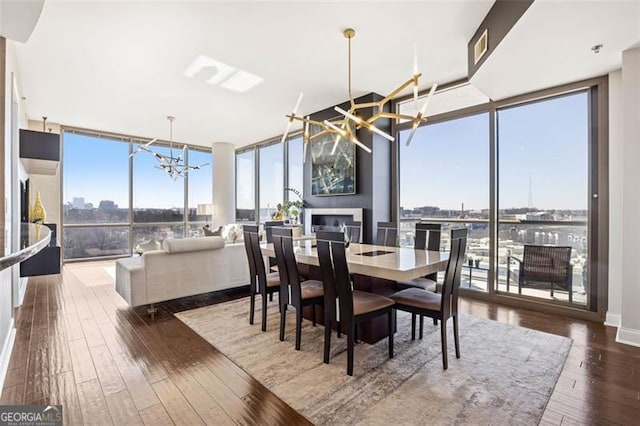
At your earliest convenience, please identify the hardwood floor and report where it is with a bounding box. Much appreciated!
[2,261,639,425]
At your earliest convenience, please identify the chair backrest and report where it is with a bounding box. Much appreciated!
[414,222,442,251]
[246,226,268,292]
[316,231,346,320]
[271,227,300,304]
[316,231,353,322]
[242,224,259,289]
[344,221,362,244]
[264,221,284,243]
[376,221,397,247]
[441,228,468,318]
[521,245,572,285]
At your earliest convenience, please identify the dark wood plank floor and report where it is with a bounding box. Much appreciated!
[2,261,639,425]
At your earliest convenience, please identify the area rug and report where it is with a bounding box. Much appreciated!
[176,298,571,425]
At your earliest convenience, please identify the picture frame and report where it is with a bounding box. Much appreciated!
[310,125,356,196]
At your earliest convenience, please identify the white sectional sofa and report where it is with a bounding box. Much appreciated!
[115,236,250,308]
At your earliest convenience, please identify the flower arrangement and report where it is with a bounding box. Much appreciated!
[283,187,306,222]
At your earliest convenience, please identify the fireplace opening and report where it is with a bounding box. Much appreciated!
[311,214,352,232]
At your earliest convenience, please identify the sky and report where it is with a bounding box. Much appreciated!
[399,91,588,211]
[63,133,212,209]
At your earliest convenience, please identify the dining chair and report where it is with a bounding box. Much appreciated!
[264,220,284,293]
[316,231,395,376]
[344,221,362,244]
[376,221,398,247]
[272,227,324,350]
[396,222,442,291]
[390,228,467,369]
[243,224,282,331]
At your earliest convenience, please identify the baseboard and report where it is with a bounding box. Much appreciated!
[616,326,640,347]
[605,312,621,328]
[0,319,16,390]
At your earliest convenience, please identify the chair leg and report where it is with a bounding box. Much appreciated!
[249,293,255,325]
[433,318,438,326]
[347,323,355,376]
[261,294,268,332]
[324,319,332,364]
[279,305,286,341]
[269,292,273,302]
[295,309,302,350]
[337,322,342,338]
[312,304,317,326]
[388,310,394,359]
[419,315,424,339]
[411,313,416,341]
[440,318,448,370]
[453,314,460,359]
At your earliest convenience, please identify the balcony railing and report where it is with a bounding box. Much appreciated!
[399,217,588,305]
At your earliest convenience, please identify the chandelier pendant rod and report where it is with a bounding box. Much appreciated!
[345,28,355,108]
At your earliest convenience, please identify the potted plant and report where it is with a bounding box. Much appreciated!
[283,187,306,224]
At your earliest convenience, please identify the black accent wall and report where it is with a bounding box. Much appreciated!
[303,93,392,243]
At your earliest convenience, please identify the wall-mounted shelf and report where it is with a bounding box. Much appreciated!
[19,129,60,175]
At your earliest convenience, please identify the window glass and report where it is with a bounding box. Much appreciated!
[236,150,255,221]
[133,143,185,223]
[259,143,284,222]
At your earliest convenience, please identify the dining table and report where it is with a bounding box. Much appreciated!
[261,238,450,343]
[261,239,449,282]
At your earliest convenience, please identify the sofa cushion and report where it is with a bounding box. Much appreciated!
[163,236,225,254]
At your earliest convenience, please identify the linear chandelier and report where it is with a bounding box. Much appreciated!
[280,28,438,154]
[130,116,209,180]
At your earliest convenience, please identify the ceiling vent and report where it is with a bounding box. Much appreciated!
[474,29,489,65]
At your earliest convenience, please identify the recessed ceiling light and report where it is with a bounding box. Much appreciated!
[591,44,603,54]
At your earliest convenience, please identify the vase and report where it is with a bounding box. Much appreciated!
[30,192,47,223]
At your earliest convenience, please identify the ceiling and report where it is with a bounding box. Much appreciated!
[11,1,640,149]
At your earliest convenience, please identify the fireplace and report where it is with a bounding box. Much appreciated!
[304,208,363,235]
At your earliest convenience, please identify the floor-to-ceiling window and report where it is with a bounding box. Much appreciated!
[258,142,283,222]
[62,130,213,260]
[496,91,589,305]
[395,79,603,314]
[63,133,130,259]
[287,135,304,196]
[399,113,490,291]
[235,150,255,222]
[132,142,186,248]
[187,148,213,236]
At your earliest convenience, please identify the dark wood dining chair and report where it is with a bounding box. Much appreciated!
[272,227,324,350]
[508,245,573,302]
[376,221,398,247]
[344,221,362,244]
[316,231,395,376]
[243,224,282,331]
[390,228,467,369]
[396,222,442,291]
[264,220,284,292]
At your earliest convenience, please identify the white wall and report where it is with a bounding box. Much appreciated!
[618,47,640,347]
[0,38,29,389]
[607,70,623,327]
[212,142,235,226]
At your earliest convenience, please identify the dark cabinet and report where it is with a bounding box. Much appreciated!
[20,223,61,276]
[19,129,60,175]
